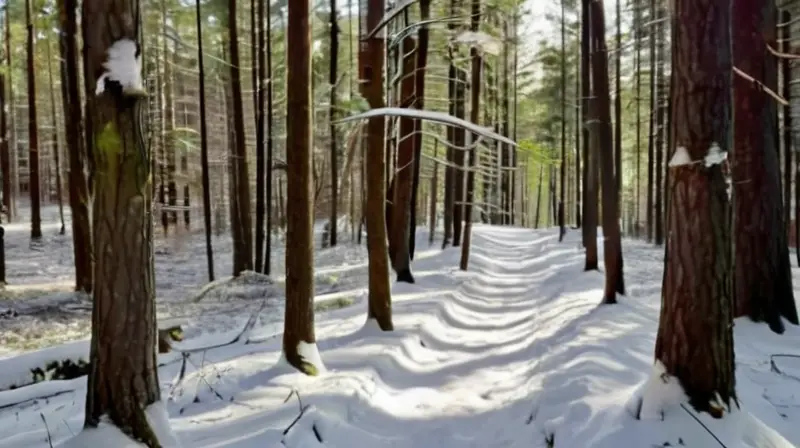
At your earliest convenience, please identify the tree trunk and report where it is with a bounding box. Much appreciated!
[558,0,567,241]
[653,7,666,245]
[328,0,339,248]
[731,0,798,332]
[46,37,66,235]
[654,0,736,416]
[459,0,481,271]
[83,0,162,442]
[264,0,274,275]
[59,0,93,293]
[388,37,417,283]
[582,0,598,270]
[253,0,266,271]
[25,0,42,240]
[228,0,254,275]
[408,0,431,261]
[590,0,624,302]
[283,0,319,374]
[429,140,439,245]
[0,35,8,222]
[362,0,393,331]
[195,0,215,282]
[634,0,642,236]
[645,0,656,242]
[2,11,12,221]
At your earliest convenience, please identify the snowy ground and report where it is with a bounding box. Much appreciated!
[2,207,800,446]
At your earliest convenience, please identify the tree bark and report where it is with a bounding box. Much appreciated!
[654,0,736,416]
[195,0,215,282]
[731,0,798,332]
[228,0,254,275]
[328,0,339,248]
[388,36,417,283]
[362,0,393,331]
[25,0,42,240]
[283,0,318,373]
[59,0,94,293]
[582,0,598,270]
[408,0,431,261]
[459,0,481,271]
[83,0,161,443]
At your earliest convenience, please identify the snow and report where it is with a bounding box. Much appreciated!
[335,107,518,147]
[297,341,327,374]
[668,146,692,167]
[625,360,688,420]
[704,142,728,167]
[95,39,145,97]
[57,402,180,448]
[2,205,800,447]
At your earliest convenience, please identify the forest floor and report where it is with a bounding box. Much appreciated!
[1,207,800,447]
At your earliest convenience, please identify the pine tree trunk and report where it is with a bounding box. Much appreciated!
[328,0,339,248]
[25,0,42,240]
[228,0,254,275]
[654,0,736,416]
[582,0,598,270]
[408,0,431,260]
[83,1,161,442]
[59,0,93,293]
[459,0,481,271]
[283,0,318,373]
[195,0,215,282]
[362,0,393,331]
[731,0,798,332]
[264,0,274,275]
[388,37,417,283]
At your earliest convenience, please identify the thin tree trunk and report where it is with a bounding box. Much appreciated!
[2,10,13,221]
[45,37,65,235]
[459,0,481,271]
[329,0,339,247]
[645,0,656,242]
[558,0,567,241]
[228,0,254,275]
[429,140,439,245]
[253,0,266,271]
[264,0,274,275]
[25,0,42,240]
[582,0,598,270]
[408,0,431,260]
[388,36,417,283]
[196,0,215,282]
[0,16,9,221]
[363,0,393,331]
[589,0,624,302]
[59,0,93,293]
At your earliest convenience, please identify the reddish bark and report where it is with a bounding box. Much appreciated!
[654,0,736,416]
[731,0,798,332]
[388,36,417,283]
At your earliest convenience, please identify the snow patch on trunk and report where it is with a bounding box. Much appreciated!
[704,142,727,167]
[94,39,145,97]
[668,146,692,167]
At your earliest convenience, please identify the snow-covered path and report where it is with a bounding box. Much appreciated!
[3,225,800,447]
